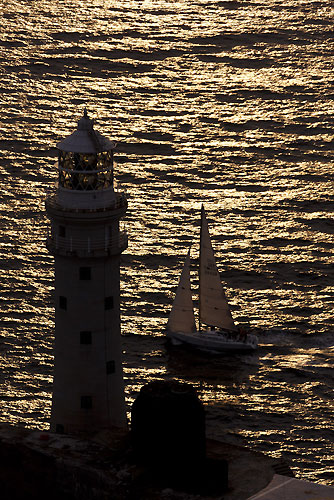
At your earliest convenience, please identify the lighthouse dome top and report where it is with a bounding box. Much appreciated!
[56,110,116,154]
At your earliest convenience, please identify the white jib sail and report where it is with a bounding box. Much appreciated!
[199,206,236,331]
[167,249,197,333]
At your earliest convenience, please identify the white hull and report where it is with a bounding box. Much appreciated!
[167,329,258,353]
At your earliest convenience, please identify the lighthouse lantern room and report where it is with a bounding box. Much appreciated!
[46,110,128,434]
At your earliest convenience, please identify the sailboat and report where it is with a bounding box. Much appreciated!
[166,206,258,353]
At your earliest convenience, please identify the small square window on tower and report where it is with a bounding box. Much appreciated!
[81,396,92,409]
[104,296,114,310]
[79,267,91,280]
[59,296,67,310]
[80,331,92,344]
[106,360,116,374]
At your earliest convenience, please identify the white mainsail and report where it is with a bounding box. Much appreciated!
[167,249,196,333]
[199,206,236,331]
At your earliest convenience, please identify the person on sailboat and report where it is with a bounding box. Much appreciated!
[239,327,247,342]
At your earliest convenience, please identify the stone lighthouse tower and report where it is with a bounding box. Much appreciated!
[46,110,128,434]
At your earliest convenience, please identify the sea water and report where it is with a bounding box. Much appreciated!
[0,0,333,485]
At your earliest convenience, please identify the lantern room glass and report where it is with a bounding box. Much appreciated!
[58,150,114,191]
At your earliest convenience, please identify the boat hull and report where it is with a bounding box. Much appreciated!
[167,329,258,353]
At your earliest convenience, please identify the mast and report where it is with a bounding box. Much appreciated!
[198,204,204,332]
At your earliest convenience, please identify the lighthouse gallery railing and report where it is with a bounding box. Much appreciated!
[47,230,128,256]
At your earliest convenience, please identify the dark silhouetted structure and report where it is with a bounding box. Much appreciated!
[131,380,228,495]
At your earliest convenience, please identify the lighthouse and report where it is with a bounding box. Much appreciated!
[46,110,128,434]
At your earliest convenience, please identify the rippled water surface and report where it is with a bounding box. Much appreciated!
[0,0,333,486]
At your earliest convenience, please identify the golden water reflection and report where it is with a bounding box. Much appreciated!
[1,0,333,486]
